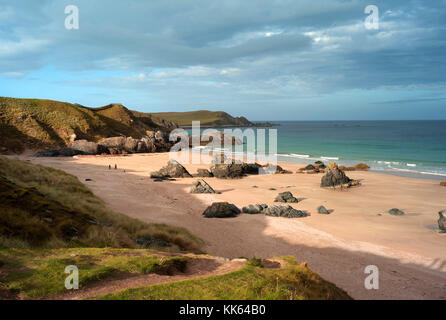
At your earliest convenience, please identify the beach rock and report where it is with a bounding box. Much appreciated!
[440,182,446,187]
[34,149,61,157]
[317,205,331,214]
[98,136,126,149]
[203,202,241,218]
[320,162,354,187]
[388,208,405,216]
[304,164,316,170]
[438,210,446,233]
[242,204,268,214]
[196,169,213,177]
[124,137,139,152]
[150,160,192,179]
[314,161,324,165]
[264,205,309,218]
[210,163,245,179]
[139,137,157,153]
[273,165,292,174]
[274,191,299,203]
[35,148,88,157]
[190,179,216,194]
[212,153,233,164]
[68,139,98,155]
[242,163,262,175]
[155,130,168,142]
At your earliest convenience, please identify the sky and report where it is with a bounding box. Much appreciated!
[0,0,445,120]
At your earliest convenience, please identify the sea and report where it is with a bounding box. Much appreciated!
[189,120,446,180]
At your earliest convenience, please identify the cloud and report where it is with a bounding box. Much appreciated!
[0,0,445,119]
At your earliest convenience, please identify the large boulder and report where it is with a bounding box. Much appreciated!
[190,179,216,194]
[124,137,139,153]
[150,160,192,179]
[320,162,354,187]
[242,163,262,175]
[155,130,168,142]
[210,163,245,179]
[196,169,213,177]
[264,205,309,218]
[317,205,331,214]
[438,210,446,233]
[388,208,405,216]
[203,202,241,218]
[274,191,299,203]
[242,204,268,214]
[98,136,126,149]
[68,139,98,155]
[139,137,156,153]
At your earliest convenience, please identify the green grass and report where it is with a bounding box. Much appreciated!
[0,155,204,252]
[98,256,351,300]
[0,248,189,299]
[151,110,253,127]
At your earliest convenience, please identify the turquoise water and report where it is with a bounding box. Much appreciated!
[189,120,446,180]
[270,121,446,179]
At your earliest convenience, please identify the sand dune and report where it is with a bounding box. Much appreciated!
[25,152,446,300]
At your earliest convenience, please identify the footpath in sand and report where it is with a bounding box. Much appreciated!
[27,153,446,300]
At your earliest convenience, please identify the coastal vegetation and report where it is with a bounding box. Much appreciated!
[98,256,351,300]
[0,97,177,154]
[0,155,203,251]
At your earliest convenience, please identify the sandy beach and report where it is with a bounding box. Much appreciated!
[23,152,446,300]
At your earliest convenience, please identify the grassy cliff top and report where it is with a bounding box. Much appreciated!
[150,110,254,127]
[0,97,177,153]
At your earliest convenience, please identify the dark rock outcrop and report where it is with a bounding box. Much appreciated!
[203,202,241,218]
[190,179,216,194]
[317,205,330,214]
[242,204,268,214]
[388,208,405,216]
[242,163,262,175]
[35,148,88,157]
[68,139,99,155]
[438,210,446,233]
[196,169,213,177]
[210,163,245,179]
[305,164,316,170]
[263,205,309,218]
[274,191,299,203]
[320,162,355,187]
[150,160,192,179]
